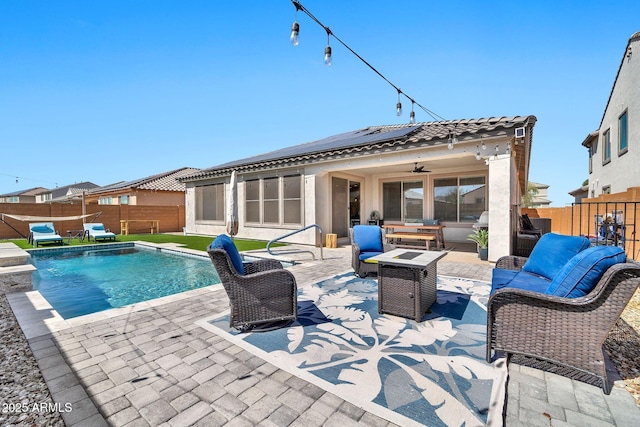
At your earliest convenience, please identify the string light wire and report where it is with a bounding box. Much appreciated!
[290,0,446,123]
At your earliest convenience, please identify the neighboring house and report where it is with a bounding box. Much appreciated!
[36,182,100,203]
[0,187,48,203]
[583,31,639,197]
[529,181,551,208]
[182,116,537,262]
[84,167,200,206]
[568,185,589,204]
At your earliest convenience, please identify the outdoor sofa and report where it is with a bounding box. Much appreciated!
[207,234,297,331]
[487,232,640,394]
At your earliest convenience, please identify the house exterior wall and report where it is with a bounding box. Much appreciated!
[184,151,516,257]
[589,33,640,196]
[85,189,186,206]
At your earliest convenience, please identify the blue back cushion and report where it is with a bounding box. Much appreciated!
[522,233,591,281]
[210,234,244,275]
[353,225,383,253]
[546,246,626,298]
[92,224,105,231]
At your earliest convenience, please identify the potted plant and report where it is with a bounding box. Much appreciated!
[468,229,489,261]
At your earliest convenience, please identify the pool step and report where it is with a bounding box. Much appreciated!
[0,243,34,293]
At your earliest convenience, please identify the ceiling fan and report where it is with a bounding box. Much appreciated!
[409,162,430,173]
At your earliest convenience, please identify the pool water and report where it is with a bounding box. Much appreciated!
[31,246,221,319]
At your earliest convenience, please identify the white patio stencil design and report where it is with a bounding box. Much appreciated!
[197,273,507,427]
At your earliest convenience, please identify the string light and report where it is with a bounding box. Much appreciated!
[409,101,415,124]
[289,0,448,126]
[475,145,481,161]
[323,28,332,66]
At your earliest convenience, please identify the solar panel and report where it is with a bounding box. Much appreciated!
[213,125,420,170]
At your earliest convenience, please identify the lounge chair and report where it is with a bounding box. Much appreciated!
[29,222,63,247]
[349,225,394,277]
[207,234,297,331]
[83,223,116,242]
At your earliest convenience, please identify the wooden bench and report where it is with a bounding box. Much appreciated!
[386,232,436,250]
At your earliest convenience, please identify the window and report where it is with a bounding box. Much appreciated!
[603,129,611,163]
[434,176,486,222]
[39,193,52,202]
[196,184,225,221]
[283,175,302,224]
[619,111,628,154]
[245,175,303,225]
[382,180,423,222]
[263,177,279,224]
[8,196,19,203]
[99,197,112,205]
[120,195,129,205]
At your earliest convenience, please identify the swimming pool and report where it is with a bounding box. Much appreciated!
[30,244,221,319]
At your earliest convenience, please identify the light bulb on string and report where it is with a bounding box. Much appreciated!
[409,101,415,124]
[290,21,299,46]
[323,28,332,66]
[447,134,453,150]
[475,145,481,161]
[324,45,332,66]
[481,138,486,150]
[396,90,402,116]
[506,144,511,155]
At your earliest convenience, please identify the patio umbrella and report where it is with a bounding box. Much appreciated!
[226,170,238,237]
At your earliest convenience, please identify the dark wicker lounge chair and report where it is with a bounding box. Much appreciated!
[207,239,297,331]
[349,225,394,278]
[487,255,640,394]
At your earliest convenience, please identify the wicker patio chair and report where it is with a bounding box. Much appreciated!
[487,256,640,394]
[349,225,395,278]
[207,239,297,331]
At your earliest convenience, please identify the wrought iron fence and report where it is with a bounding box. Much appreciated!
[571,202,639,261]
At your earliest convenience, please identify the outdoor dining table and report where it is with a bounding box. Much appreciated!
[367,248,447,321]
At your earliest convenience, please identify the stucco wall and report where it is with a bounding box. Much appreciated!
[590,35,640,195]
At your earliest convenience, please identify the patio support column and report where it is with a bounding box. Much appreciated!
[487,153,513,262]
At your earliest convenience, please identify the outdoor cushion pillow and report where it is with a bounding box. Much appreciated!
[210,234,244,275]
[92,224,105,231]
[31,225,54,233]
[546,245,626,298]
[353,225,383,253]
[522,233,591,281]
[491,269,551,295]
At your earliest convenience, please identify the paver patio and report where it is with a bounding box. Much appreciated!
[6,244,640,426]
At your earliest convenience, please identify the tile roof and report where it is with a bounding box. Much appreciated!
[182,116,536,181]
[90,167,201,194]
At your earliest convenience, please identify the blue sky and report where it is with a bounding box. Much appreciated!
[1,1,638,206]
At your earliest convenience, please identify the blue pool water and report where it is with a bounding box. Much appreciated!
[30,245,221,319]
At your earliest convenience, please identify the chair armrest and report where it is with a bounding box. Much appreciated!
[244,258,284,274]
[235,268,297,290]
[495,255,528,271]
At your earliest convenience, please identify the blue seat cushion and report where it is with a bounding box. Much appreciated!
[491,269,551,295]
[522,233,591,281]
[210,234,244,275]
[353,225,383,253]
[546,246,626,298]
[359,250,383,261]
